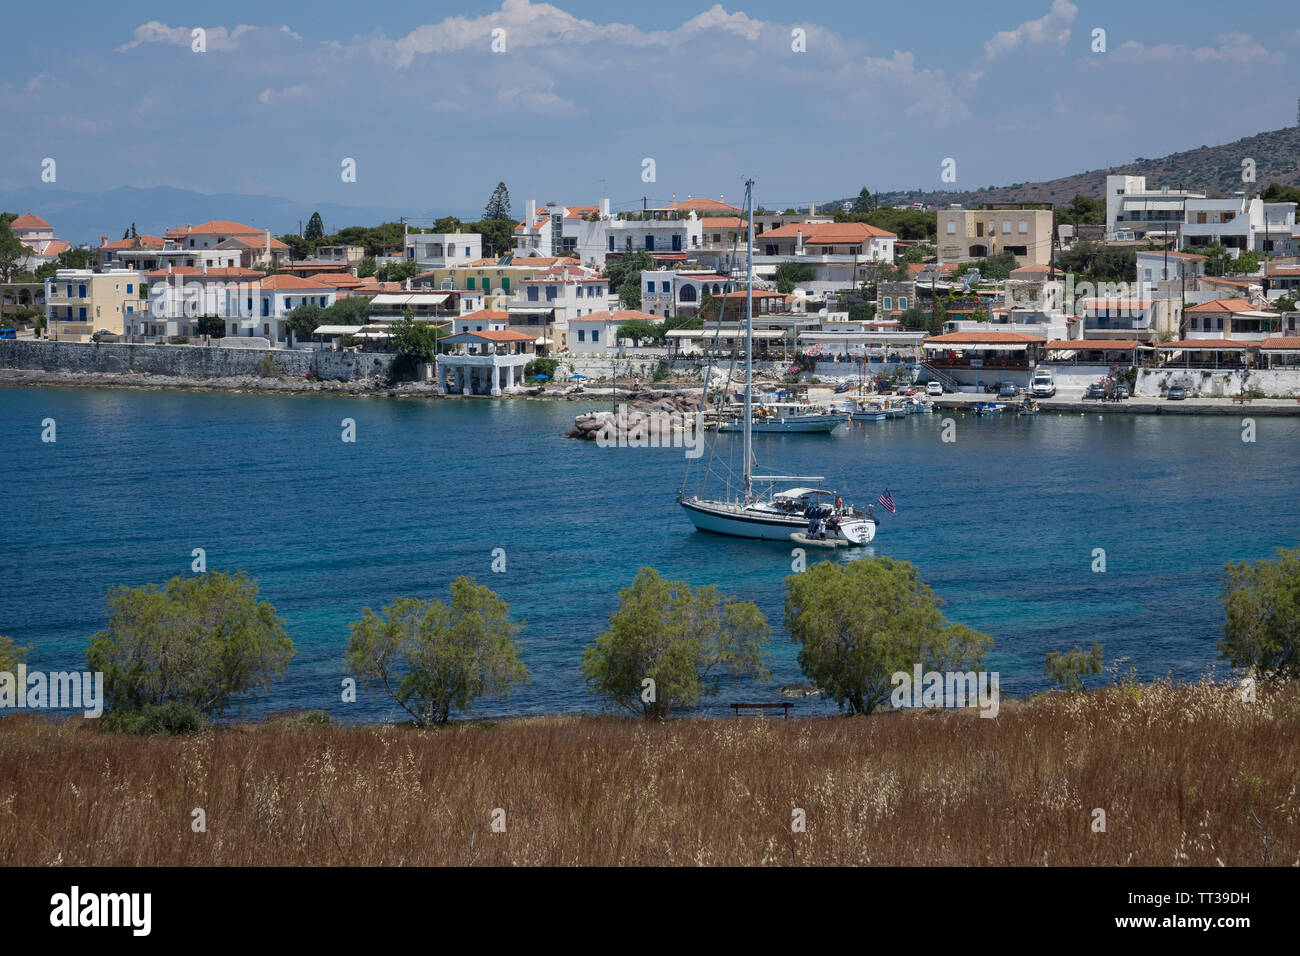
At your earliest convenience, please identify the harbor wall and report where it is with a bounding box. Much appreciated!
[0,340,386,381]
[1135,367,1300,399]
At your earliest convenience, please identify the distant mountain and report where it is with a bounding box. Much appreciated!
[0,185,484,247]
[827,125,1300,210]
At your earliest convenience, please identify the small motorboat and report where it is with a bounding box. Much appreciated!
[974,402,1001,416]
[790,532,851,549]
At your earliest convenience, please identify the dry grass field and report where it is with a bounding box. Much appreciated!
[1,680,1296,866]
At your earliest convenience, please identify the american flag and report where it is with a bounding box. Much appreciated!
[877,489,897,514]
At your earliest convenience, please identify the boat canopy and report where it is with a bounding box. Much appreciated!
[774,487,832,499]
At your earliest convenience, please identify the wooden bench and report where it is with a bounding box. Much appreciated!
[730,702,794,719]
[1232,395,1253,404]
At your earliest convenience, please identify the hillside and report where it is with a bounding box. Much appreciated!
[835,125,1300,209]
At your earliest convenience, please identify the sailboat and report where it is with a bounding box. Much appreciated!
[677,179,877,547]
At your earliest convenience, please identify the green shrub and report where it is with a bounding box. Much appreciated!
[102,701,208,736]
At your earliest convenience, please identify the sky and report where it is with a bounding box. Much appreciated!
[2,0,1298,220]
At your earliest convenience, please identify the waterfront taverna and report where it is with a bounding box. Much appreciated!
[435,329,536,395]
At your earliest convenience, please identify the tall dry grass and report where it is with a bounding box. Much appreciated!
[1,680,1296,866]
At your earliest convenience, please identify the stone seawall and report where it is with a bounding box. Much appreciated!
[0,340,389,382]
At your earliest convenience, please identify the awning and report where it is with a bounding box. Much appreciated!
[313,325,364,335]
[925,342,1031,351]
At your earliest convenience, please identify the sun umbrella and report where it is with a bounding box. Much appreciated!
[569,374,587,380]
[532,373,550,381]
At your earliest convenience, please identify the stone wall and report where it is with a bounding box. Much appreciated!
[0,340,386,381]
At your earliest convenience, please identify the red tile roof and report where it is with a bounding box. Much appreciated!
[257,275,336,291]
[1186,297,1254,313]
[1157,338,1251,349]
[165,220,266,238]
[572,310,660,324]
[459,309,509,322]
[457,329,534,342]
[660,198,742,214]
[98,235,166,250]
[1260,337,1300,349]
[760,221,896,241]
[9,213,51,230]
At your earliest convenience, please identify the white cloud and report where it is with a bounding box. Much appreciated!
[984,0,1077,61]
[257,83,313,105]
[117,22,300,53]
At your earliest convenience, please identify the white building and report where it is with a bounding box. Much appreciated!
[138,266,266,339]
[513,198,704,267]
[1106,175,1205,241]
[406,232,482,269]
[639,270,733,316]
[1181,195,1297,259]
[436,329,536,395]
[222,274,338,346]
[513,264,609,321]
[568,310,660,354]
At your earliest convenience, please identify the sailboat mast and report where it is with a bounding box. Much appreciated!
[743,178,754,502]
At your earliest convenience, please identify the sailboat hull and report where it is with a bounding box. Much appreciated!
[716,414,848,434]
[679,497,876,545]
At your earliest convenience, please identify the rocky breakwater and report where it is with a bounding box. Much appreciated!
[566,392,704,455]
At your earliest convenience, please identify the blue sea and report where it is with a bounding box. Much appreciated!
[2,385,1298,721]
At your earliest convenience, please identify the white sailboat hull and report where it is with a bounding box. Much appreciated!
[716,414,848,434]
[679,497,876,545]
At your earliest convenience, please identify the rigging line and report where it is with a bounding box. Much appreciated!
[680,201,747,496]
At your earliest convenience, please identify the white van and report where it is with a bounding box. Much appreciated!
[1031,369,1056,397]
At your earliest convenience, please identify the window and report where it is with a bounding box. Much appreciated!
[883,297,892,310]
[1018,221,1028,234]
[644,235,654,251]
[578,329,585,342]
[607,236,614,252]
[662,282,670,292]
[946,221,956,235]
[78,307,87,320]
[1216,317,1224,331]
[78,284,87,297]
[501,278,510,293]
[1190,317,1198,330]
[467,277,476,290]
[1002,221,1011,234]
[592,330,600,343]
[546,286,557,300]
[527,286,539,302]
[899,297,908,310]
[464,246,470,257]
[115,283,120,291]
[66,285,73,297]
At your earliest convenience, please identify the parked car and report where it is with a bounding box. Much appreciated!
[925,381,944,397]
[897,385,918,396]
[1109,384,1130,401]
[998,382,1021,398]
[1030,369,1056,397]
[1167,385,1187,401]
[984,382,1003,393]
[1084,383,1106,400]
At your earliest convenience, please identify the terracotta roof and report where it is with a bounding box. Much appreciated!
[1199,277,1252,288]
[217,235,291,251]
[572,310,661,324]
[98,235,166,250]
[701,218,747,229]
[1186,297,1254,313]
[257,275,336,291]
[165,220,267,238]
[41,240,71,256]
[660,198,742,214]
[459,309,509,322]
[1009,263,1051,276]
[9,213,51,230]
[1260,337,1300,349]
[923,331,1046,344]
[759,221,896,241]
[909,262,960,276]
[455,329,534,342]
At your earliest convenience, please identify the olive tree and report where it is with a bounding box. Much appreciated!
[86,571,294,717]
[346,577,529,726]
[581,567,770,719]
[784,558,991,715]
